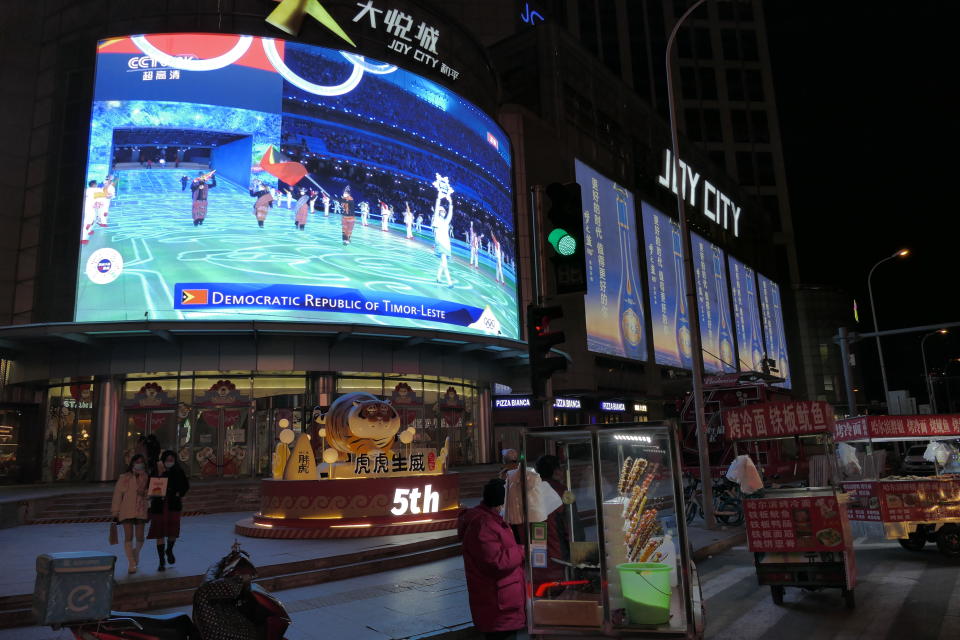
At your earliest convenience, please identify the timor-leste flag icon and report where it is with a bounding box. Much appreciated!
[181,289,209,305]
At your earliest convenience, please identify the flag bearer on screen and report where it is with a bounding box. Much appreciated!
[340,186,355,245]
[190,171,216,226]
[294,188,310,231]
[96,176,115,228]
[250,180,274,228]
[404,202,414,239]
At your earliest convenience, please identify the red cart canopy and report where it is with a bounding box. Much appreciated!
[723,401,835,441]
[833,414,960,442]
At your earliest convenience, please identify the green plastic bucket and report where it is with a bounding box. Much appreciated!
[617,562,672,625]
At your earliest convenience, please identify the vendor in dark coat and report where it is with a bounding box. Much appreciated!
[148,449,190,571]
[458,478,526,639]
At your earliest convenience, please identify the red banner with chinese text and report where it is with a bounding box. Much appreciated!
[745,494,849,553]
[833,414,960,442]
[723,401,835,441]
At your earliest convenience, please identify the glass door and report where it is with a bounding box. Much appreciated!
[252,395,308,478]
[122,409,179,471]
[191,406,251,478]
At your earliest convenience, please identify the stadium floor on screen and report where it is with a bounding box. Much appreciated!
[75,170,518,338]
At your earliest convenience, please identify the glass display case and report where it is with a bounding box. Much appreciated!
[520,423,703,638]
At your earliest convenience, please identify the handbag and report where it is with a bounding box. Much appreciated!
[109,521,119,546]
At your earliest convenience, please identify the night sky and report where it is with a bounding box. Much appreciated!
[765,1,960,403]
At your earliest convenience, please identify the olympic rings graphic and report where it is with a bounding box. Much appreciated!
[131,35,253,72]
[129,34,397,98]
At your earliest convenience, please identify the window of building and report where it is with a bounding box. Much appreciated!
[695,28,713,58]
[740,30,759,61]
[731,109,750,142]
[736,151,755,185]
[755,151,775,186]
[703,109,722,141]
[819,344,830,361]
[699,67,718,99]
[745,69,764,101]
[823,375,835,392]
[726,69,745,101]
[680,67,698,98]
[750,110,770,142]
[709,150,726,171]
[721,29,739,60]
[684,108,703,140]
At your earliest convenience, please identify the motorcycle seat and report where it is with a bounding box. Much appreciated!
[108,611,196,638]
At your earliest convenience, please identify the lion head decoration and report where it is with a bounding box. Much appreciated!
[316,392,416,464]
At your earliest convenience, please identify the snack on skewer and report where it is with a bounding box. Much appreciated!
[623,485,643,520]
[626,458,648,489]
[638,537,663,562]
[617,457,634,495]
[626,509,658,560]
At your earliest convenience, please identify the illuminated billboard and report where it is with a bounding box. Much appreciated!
[727,256,765,373]
[758,273,792,389]
[75,34,518,339]
[578,160,646,361]
[642,202,691,369]
[690,232,735,373]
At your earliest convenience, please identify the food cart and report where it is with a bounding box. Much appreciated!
[834,414,960,558]
[519,423,703,639]
[724,401,856,608]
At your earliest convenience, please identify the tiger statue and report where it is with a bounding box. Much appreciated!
[317,392,409,463]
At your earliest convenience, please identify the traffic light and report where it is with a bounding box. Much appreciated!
[544,182,586,294]
[528,304,567,399]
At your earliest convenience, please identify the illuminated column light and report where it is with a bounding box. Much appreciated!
[131,35,253,72]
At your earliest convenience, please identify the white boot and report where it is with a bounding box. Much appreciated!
[124,541,137,574]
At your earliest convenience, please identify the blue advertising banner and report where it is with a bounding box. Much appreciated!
[727,256,765,373]
[578,160,647,361]
[758,273,792,389]
[690,232,736,373]
[642,202,691,369]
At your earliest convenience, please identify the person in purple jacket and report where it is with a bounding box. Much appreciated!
[458,478,526,640]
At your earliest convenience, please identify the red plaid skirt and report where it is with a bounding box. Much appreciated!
[147,503,182,539]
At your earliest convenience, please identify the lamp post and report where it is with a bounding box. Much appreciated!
[666,0,715,527]
[921,329,948,414]
[867,249,909,409]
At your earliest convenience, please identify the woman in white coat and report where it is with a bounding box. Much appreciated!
[111,453,149,573]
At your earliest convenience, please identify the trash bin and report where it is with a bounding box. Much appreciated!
[33,552,116,626]
[617,562,672,625]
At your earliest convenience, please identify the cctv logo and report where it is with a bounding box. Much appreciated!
[390,485,440,516]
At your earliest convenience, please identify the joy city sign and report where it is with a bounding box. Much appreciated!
[657,149,743,237]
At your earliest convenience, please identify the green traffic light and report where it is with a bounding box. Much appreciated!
[548,228,577,256]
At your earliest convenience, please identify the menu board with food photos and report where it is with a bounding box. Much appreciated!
[844,477,960,523]
[745,494,849,553]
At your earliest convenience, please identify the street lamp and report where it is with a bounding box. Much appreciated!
[921,329,948,414]
[666,0,714,527]
[867,248,909,409]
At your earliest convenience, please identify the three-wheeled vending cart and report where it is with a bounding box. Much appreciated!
[834,414,960,558]
[724,400,857,608]
[518,423,703,639]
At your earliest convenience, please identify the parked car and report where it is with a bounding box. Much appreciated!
[901,445,935,475]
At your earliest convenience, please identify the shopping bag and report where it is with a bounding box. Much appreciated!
[836,443,862,477]
[148,477,168,498]
[504,468,563,524]
[108,522,118,546]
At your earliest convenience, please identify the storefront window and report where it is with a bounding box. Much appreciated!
[0,409,22,481]
[44,379,96,482]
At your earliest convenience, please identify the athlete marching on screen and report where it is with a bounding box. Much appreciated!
[490,231,505,284]
[283,187,294,210]
[321,192,330,218]
[432,174,455,287]
[190,171,216,227]
[403,202,414,239]
[359,201,370,226]
[81,179,102,245]
[249,179,274,228]
[340,186,355,245]
[307,188,318,214]
[294,188,310,230]
[469,221,482,268]
[96,175,116,228]
[415,213,423,234]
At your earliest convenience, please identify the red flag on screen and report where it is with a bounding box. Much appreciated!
[259,146,308,186]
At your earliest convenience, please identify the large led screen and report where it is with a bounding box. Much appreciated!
[578,160,646,360]
[728,256,765,373]
[690,232,736,373]
[642,202,692,369]
[75,34,518,339]
[758,273,792,389]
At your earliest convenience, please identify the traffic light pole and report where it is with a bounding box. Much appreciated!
[530,185,554,428]
[666,0,716,529]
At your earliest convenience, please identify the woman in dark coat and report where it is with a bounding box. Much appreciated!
[148,449,190,571]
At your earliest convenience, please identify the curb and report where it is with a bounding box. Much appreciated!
[692,529,747,561]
